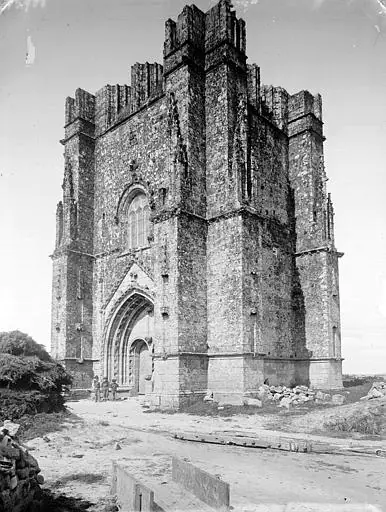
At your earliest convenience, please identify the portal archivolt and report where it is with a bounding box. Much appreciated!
[105,292,154,393]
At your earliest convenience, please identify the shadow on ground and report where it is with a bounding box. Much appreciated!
[28,490,117,512]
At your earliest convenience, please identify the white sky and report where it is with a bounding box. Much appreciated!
[0,0,385,375]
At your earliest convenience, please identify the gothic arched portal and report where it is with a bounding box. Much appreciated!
[104,292,154,393]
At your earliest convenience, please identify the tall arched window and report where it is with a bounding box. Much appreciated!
[127,192,149,249]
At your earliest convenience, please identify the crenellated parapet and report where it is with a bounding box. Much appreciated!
[131,62,163,110]
[247,65,291,133]
[164,5,205,76]
[95,84,131,134]
[95,62,163,135]
[288,90,323,139]
[260,85,289,132]
[205,0,246,72]
[64,88,96,142]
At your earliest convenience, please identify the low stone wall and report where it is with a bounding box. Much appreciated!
[0,422,43,512]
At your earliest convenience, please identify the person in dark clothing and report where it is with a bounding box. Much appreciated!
[110,378,119,400]
[101,377,109,401]
[92,376,100,402]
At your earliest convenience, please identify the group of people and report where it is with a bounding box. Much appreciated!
[91,376,119,402]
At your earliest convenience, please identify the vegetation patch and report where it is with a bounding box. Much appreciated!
[50,473,106,490]
[323,407,384,436]
[0,331,72,425]
[19,410,81,441]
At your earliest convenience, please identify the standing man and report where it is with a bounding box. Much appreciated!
[110,378,119,400]
[91,376,100,402]
[101,376,109,401]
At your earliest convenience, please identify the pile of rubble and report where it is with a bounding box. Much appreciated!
[361,381,386,401]
[0,420,43,511]
[205,384,346,409]
[257,384,346,408]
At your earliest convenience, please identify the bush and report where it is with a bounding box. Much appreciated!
[0,330,51,362]
[324,409,383,435]
[0,353,72,392]
[0,389,65,422]
[0,331,73,424]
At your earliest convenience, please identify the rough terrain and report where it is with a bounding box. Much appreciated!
[24,397,386,511]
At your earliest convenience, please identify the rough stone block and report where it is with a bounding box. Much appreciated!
[172,457,230,510]
[111,462,154,512]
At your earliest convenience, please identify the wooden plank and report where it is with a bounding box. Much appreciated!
[173,432,385,457]
[174,433,269,449]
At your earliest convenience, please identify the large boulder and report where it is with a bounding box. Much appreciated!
[279,397,292,409]
[332,394,346,405]
[243,398,262,408]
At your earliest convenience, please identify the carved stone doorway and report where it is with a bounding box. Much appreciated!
[104,292,154,389]
[130,339,152,394]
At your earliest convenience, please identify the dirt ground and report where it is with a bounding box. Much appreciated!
[24,397,386,511]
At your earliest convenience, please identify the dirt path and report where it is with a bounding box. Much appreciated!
[27,398,386,511]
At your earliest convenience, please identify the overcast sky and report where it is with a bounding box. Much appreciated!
[0,0,385,375]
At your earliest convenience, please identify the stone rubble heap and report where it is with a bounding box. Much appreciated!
[204,385,347,409]
[256,384,347,408]
[256,384,318,409]
[361,381,386,401]
[0,420,43,512]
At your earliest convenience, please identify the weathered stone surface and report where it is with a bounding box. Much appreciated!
[111,462,154,512]
[0,423,42,511]
[332,394,346,405]
[50,0,343,408]
[243,398,262,408]
[172,457,230,510]
[279,397,292,409]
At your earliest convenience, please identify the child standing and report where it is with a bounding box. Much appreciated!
[91,376,100,402]
[110,378,119,400]
[101,377,109,401]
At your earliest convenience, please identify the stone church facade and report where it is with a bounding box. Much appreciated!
[51,0,343,408]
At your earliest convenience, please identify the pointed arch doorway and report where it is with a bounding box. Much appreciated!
[129,339,152,394]
[105,292,154,395]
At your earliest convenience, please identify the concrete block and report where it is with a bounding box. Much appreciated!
[111,462,154,511]
[172,457,230,510]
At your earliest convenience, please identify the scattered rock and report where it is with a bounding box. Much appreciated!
[0,419,43,510]
[212,384,337,410]
[243,398,262,408]
[279,397,292,409]
[204,390,214,402]
[257,385,269,398]
[362,382,386,400]
[332,394,346,405]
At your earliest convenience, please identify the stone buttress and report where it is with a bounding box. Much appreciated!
[51,89,96,388]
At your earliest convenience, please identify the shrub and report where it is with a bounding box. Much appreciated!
[0,353,72,392]
[0,330,51,361]
[0,389,65,422]
[0,331,73,423]
[324,410,383,435]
